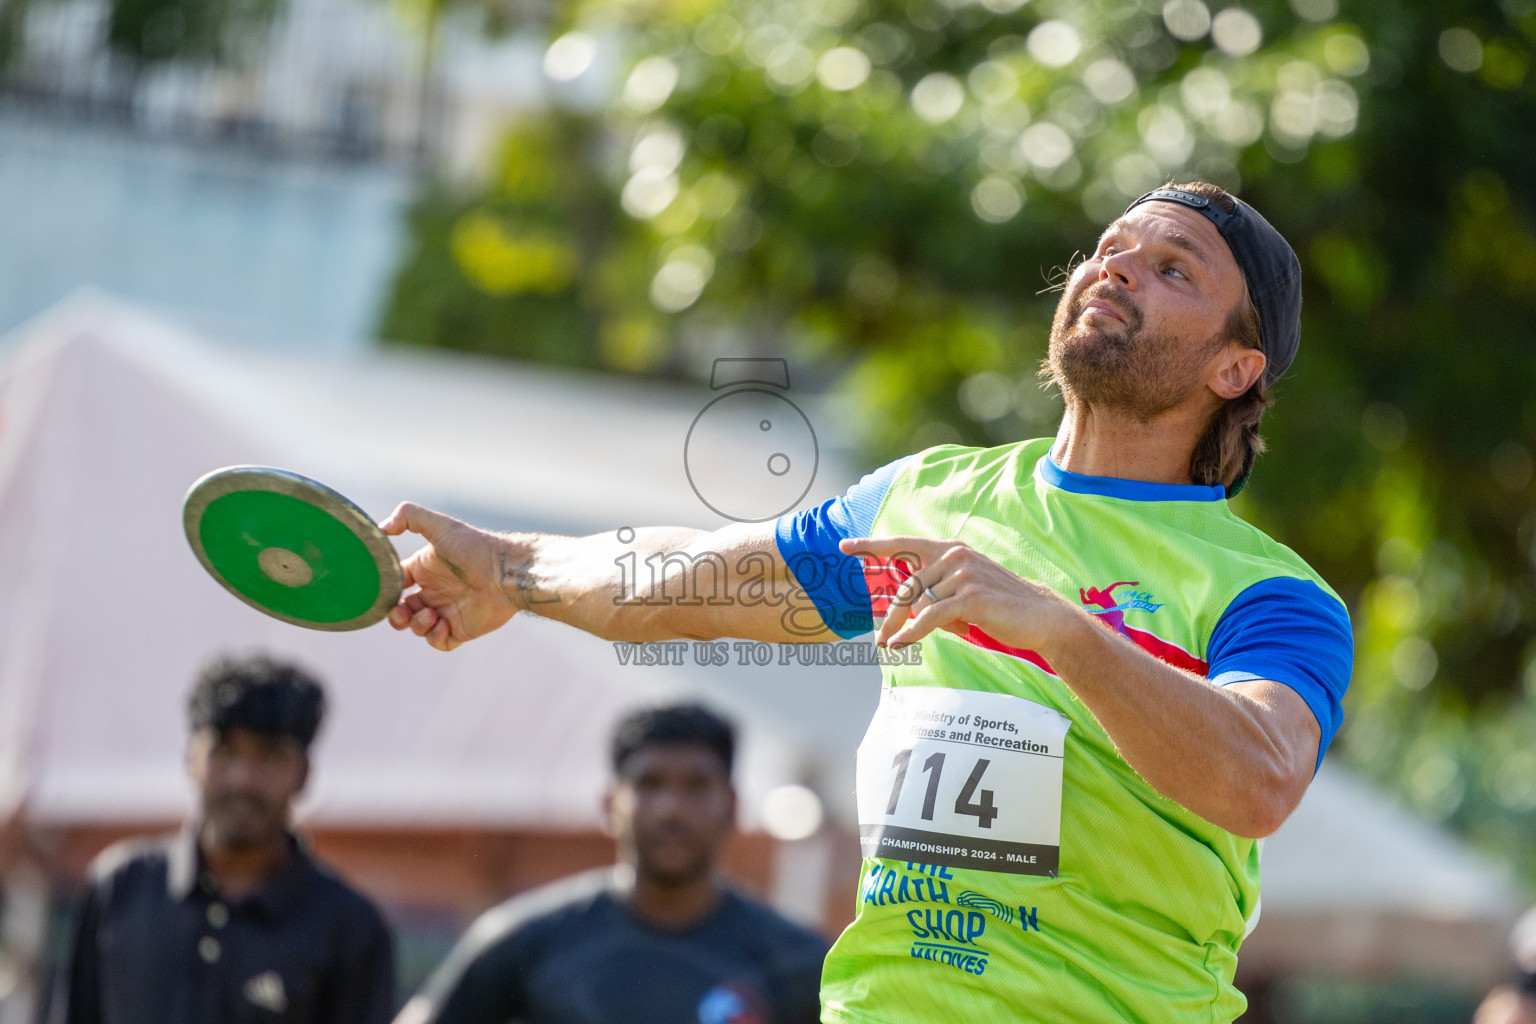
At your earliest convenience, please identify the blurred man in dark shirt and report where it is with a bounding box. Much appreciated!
[1476,907,1536,1024]
[396,703,828,1024]
[52,654,395,1024]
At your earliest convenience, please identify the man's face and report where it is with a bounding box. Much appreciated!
[606,743,735,887]
[1046,201,1249,420]
[187,727,308,851]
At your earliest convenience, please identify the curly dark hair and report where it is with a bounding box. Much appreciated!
[610,702,736,777]
[188,653,327,748]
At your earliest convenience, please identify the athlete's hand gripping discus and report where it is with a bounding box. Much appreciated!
[183,466,403,631]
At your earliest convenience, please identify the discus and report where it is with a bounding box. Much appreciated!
[183,466,403,631]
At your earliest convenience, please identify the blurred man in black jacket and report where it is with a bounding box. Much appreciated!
[396,703,828,1024]
[52,654,395,1024]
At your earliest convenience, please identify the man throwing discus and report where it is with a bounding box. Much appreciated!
[380,181,1353,1023]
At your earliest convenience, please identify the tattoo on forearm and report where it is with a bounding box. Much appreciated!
[499,550,561,606]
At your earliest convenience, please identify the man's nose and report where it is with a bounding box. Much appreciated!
[651,789,690,816]
[222,757,263,789]
[1098,249,1139,289]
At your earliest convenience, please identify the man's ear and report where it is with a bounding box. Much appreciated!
[186,730,209,783]
[294,752,311,795]
[600,785,618,838]
[1209,343,1266,401]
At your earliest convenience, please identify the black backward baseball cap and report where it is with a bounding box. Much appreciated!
[1125,187,1302,386]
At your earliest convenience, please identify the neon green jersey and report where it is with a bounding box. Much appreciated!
[774,439,1353,1024]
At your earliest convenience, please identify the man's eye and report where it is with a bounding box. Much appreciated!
[1163,265,1186,279]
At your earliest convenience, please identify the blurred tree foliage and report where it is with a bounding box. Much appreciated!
[0,0,281,66]
[379,0,1536,875]
[104,0,281,64]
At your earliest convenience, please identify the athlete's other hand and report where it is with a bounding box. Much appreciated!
[840,536,1084,652]
[381,503,519,652]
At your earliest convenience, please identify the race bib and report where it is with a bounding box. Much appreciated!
[856,686,1071,877]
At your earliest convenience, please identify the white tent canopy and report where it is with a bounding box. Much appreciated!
[1243,762,1523,982]
[0,293,880,830]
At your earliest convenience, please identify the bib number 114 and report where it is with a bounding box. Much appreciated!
[886,749,999,829]
[855,686,1068,876]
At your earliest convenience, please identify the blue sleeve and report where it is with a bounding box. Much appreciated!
[1207,577,1354,772]
[773,457,912,639]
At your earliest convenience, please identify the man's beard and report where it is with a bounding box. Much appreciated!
[203,790,284,850]
[1043,282,1223,422]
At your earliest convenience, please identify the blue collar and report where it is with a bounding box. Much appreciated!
[1037,453,1226,503]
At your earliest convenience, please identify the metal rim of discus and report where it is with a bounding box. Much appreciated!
[183,466,403,632]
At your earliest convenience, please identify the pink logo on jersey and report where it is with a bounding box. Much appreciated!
[1079,581,1164,636]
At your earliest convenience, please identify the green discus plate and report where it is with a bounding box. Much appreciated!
[183,466,403,631]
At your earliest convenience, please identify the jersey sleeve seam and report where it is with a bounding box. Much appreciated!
[864,454,916,538]
[1205,572,1344,668]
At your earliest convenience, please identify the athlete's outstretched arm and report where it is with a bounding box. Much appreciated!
[379,504,836,651]
[846,535,1323,839]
